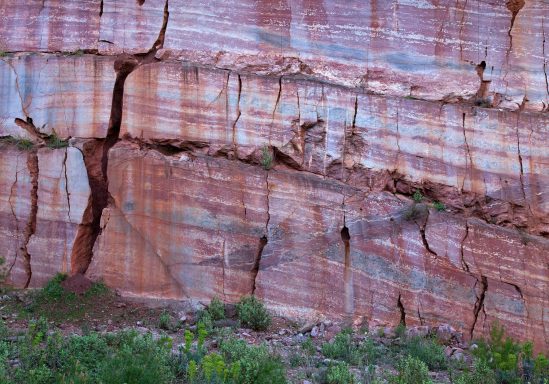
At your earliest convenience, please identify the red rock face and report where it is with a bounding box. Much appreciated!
[0,0,548,351]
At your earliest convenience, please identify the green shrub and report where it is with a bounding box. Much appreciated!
[321,329,377,366]
[413,190,423,203]
[390,355,432,384]
[158,311,172,330]
[455,360,496,384]
[1,136,34,150]
[402,336,447,370]
[97,333,174,384]
[46,133,68,149]
[472,323,521,382]
[236,296,271,331]
[220,338,286,384]
[433,201,446,211]
[207,297,226,321]
[326,362,355,384]
[260,145,273,170]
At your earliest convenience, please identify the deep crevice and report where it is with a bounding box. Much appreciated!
[251,236,268,295]
[397,293,406,326]
[341,225,354,316]
[99,0,103,17]
[470,275,488,339]
[20,151,39,288]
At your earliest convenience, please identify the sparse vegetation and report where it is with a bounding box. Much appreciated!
[45,133,69,149]
[1,278,547,384]
[390,355,432,384]
[0,136,34,150]
[0,51,7,57]
[63,49,84,56]
[207,297,226,321]
[433,201,446,212]
[326,362,355,384]
[413,190,423,203]
[260,145,273,170]
[235,296,271,331]
[402,336,447,370]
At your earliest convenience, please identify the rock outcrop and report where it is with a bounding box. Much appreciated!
[0,0,548,351]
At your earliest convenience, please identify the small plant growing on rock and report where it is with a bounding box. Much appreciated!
[207,297,225,321]
[413,190,423,203]
[236,296,271,331]
[158,311,172,330]
[260,145,273,170]
[1,136,34,150]
[326,361,355,384]
[46,132,68,149]
[433,201,446,212]
[390,355,432,384]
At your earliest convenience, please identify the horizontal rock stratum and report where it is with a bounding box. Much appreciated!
[0,0,548,351]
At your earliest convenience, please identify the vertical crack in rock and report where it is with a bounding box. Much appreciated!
[7,161,21,275]
[514,117,528,208]
[351,95,358,130]
[395,109,401,166]
[506,0,525,56]
[470,275,488,339]
[62,149,72,223]
[461,112,473,192]
[251,236,268,295]
[341,218,354,317]
[150,0,169,52]
[232,74,242,151]
[71,54,139,274]
[458,0,468,60]
[20,151,39,288]
[397,293,406,326]
[417,209,437,257]
[543,19,549,101]
[272,76,283,123]
[99,0,103,17]
[460,220,471,272]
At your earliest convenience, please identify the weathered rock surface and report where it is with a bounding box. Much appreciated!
[87,142,269,301]
[0,145,90,287]
[0,55,115,139]
[121,62,549,233]
[0,0,548,352]
[0,1,100,52]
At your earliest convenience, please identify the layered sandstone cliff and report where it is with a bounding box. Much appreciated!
[0,0,548,350]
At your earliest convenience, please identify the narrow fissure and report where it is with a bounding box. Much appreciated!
[251,236,268,295]
[470,275,487,339]
[62,149,72,223]
[341,225,354,316]
[232,74,242,150]
[461,112,473,191]
[21,151,39,288]
[397,293,406,326]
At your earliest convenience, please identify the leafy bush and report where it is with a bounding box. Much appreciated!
[0,136,34,150]
[413,190,423,203]
[433,201,446,212]
[45,133,68,149]
[220,337,286,384]
[326,362,355,384]
[472,323,522,382]
[402,336,447,370]
[260,145,273,170]
[455,360,496,384]
[321,329,378,366]
[236,296,271,331]
[158,311,172,331]
[390,355,432,384]
[207,297,226,321]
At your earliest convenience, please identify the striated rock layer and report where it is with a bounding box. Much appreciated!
[0,0,548,351]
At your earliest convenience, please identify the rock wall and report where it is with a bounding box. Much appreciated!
[0,0,548,350]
